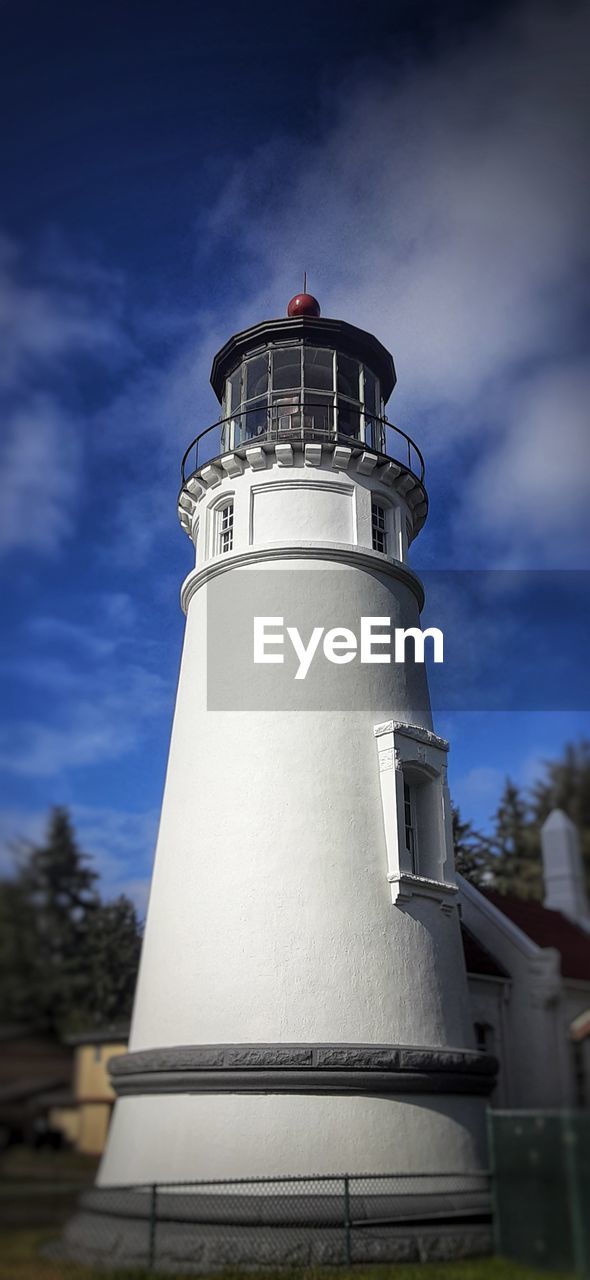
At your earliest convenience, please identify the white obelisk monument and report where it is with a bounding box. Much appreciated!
[75,292,495,1264]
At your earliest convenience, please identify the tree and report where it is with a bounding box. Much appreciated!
[488,779,541,899]
[0,807,142,1037]
[529,739,590,894]
[452,806,494,888]
[83,896,142,1030]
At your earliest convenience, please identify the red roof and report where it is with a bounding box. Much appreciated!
[482,889,590,981]
[461,924,509,978]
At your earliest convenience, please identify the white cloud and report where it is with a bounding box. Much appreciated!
[199,1,589,566]
[0,659,169,778]
[0,233,132,559]
[461,362,590,565]
[0,395,81,556]
[0,232,127,385]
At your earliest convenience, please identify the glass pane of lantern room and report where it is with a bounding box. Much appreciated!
[243,397,267,440]
[363,368,380,449]
[337,354,360,400]
[303,347,334,391]
[337,400,361,438]
[227,367,241,413]
[364,369,378,415]
[302,392,333,434]
[244,354,268,403]
[272,347,302,391]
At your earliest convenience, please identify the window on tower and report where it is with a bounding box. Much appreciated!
[217,501,234,555]
[372,500,388,554]
[403,779,417,873]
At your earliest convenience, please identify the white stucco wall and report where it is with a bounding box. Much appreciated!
[99,1092,488,1186]
[101,447,487,1187]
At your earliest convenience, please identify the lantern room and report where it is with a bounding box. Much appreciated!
[210,297,397,455]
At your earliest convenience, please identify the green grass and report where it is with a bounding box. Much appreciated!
[0,1152,576,1280]
[0,1233,577,1280]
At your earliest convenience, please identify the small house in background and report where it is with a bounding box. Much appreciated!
[460,810,590,1110]
[50,1027,129,1156]
[0,1025,72,1148]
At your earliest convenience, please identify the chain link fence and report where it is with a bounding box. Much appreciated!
[61,1171,491,1271]
[489,1110,590,1278]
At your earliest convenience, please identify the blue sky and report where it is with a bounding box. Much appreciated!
[0,0,588,910]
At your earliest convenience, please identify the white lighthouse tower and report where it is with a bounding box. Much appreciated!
[70,291,495,1266]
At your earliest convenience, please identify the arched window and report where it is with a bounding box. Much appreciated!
[216,500,234,555]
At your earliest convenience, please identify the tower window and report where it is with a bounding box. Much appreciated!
[372,501,388,553]
[217,501,234,554]
[403,779,416,872]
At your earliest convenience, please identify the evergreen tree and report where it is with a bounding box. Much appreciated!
[0,807,142,1037]
[451,806,494,887]
[489,779,541,899]
[83,895,142,1030]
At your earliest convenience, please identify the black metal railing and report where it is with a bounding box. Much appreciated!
[180,400,425,491]
[63,1170,490,1271]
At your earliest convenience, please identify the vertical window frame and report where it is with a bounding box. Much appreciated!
[216,499,234,556]
[372,499,388,554]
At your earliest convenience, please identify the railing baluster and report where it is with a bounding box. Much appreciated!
[343,1173,352,1265]
[148,1183,157,1270]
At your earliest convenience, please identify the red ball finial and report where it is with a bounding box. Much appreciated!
[287,292,321,318]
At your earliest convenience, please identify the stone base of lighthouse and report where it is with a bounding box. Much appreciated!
[63,1067,494,1270]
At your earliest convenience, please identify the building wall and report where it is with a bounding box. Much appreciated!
[48,1105,80,1146]
[73,1041,127,1156]
[461,879,590,1110]
[467,975,510,1108]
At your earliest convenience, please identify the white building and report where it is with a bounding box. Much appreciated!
[69,291,560,1267]
[460,810,590,1112]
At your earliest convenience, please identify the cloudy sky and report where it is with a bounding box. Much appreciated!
[0,0,588,909]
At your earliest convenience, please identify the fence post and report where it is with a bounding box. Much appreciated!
[343,1174,352,1266]
[487,1108,502,1259]
[562,1111,588,1278]
[148,1183,158,1271]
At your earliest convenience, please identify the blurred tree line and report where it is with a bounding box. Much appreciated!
[0,807,142,1038]
[452,739,590,897]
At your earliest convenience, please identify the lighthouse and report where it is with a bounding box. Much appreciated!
[71,292,495,1265]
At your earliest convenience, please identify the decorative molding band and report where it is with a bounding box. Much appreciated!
[110,1042,497,1099]
[374,721,449,752]
[177,441,428,542]
[180,544,425,614]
